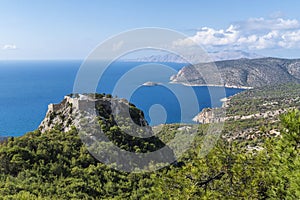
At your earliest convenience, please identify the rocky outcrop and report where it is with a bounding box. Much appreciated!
[39,96,74,133]
[192,108,226,124]
[38,94,177,171]
[39,94,149,133]
[171,57,300,88]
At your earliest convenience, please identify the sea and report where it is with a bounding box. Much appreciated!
[0,60,244,137]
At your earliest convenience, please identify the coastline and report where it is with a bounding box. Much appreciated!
[169,81,253,89]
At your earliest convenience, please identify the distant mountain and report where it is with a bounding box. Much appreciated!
[170,57,300,88]
[209,50,262,62]
[127,50,262,63]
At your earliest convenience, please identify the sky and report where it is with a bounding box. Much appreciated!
[1,0,300,59]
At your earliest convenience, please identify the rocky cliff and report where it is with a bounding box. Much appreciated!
[171,57,300,88]
[39,94,149,134]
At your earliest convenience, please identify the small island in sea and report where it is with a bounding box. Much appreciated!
[142,81,161,86]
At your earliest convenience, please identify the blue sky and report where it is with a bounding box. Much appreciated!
[1,0,300,59]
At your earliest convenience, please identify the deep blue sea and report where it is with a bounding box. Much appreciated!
[0,60,244,137]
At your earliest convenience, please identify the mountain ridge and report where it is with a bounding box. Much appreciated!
[125,50,262,63]
[170,57,300,88]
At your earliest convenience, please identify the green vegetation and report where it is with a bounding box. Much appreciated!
[219,83,300,143]
[1,84,300,199]
[0,109,299,199]
[226,83,300,116]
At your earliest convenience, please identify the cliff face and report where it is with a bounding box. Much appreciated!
[170,57,300,88]
[39,97,74,133]
[192,108,226,124]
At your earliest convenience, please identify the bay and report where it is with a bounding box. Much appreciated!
[0,60,243,136]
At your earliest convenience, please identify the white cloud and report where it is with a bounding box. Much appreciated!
[2,44,17,50]
[237,17,300,31]
[175,17,300,51]
[279,30,300,48]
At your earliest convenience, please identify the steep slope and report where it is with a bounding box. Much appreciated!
[170,57,300,88]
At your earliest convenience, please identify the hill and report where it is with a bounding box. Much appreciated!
[170,57,300,88]
[194,83,300,143]
[0,88,299,199]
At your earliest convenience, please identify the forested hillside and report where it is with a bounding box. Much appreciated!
[0,86,299,199]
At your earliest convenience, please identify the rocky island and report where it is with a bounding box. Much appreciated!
[142,81,161,86]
